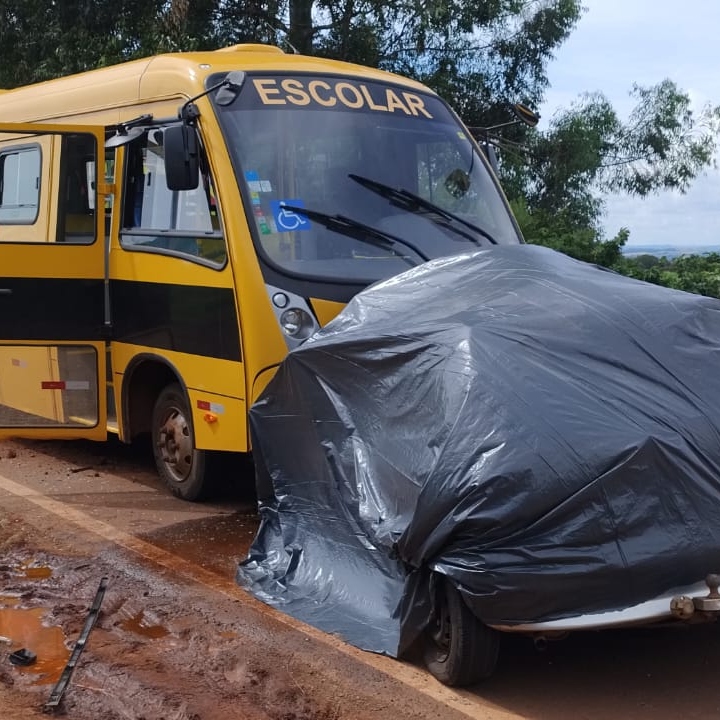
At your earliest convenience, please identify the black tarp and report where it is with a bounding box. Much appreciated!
[237,244,720,657]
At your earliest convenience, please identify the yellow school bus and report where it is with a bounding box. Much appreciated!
[0,44,523,499]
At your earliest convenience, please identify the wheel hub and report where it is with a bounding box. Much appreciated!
[157,407,193,483]
[430,597,452,661]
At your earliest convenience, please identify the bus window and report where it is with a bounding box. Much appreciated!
[0,146,40,225]
[216,75,522,284]
[0,124,107,437]
[0,133,99,244]
[57,134,97,244]
[120,132,226,266]
[86,149,115,241]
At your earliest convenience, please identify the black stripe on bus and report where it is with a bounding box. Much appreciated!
[110,280,242,362]
[0,277,242,362]
[0,278,105,340]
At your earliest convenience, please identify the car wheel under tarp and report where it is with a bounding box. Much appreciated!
[424,578,500,686]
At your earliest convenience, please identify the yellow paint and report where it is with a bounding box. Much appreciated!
[111,341,247,452]
[0,346,63,422]
[187,387,247,452]
[310,298,346,327]
[0,45,443,467]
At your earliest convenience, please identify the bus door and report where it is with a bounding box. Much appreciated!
[0,123,112,440]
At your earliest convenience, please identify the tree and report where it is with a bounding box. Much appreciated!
[511,83,720,225]
[0,1,584,122]
[215,0,584,128]
[0,0,168,86]
[2,0,718,286]
[502,81,720,265]
[510,198,629,267]
[616,252,720,299]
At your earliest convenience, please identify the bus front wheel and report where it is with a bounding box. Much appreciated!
[152,383,208,501]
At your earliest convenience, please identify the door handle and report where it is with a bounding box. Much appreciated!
[0,289,12,296]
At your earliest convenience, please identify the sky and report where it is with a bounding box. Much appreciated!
[539,0,720,248]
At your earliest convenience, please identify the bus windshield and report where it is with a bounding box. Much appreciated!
[213,74,522,284]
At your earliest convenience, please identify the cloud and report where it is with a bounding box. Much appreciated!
[604,170,720,247]
[539,0,720,246]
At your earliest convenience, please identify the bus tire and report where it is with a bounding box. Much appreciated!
[152,383,208,501]
[423,578,500,686]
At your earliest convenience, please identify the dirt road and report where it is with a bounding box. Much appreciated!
[1,437,720,719]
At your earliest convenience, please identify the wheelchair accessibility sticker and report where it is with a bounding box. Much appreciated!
[271,200,311,232]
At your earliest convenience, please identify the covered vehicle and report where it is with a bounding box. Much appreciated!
[238,243,720,686]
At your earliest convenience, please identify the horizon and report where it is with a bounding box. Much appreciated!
[620,242,720,258]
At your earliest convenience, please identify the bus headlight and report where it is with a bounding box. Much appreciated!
[266,284,319,349]
[280,307,314,339]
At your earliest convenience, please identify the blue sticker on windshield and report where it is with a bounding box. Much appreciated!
[271,200,311,232]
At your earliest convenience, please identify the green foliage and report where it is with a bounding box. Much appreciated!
[517,197,720,300]
[499,78,720,302]
[0,0,165,86]
[2,0,719,306]
[606,81,720,196]
[500,83,720,235]
[508,93,619,228]
[0,1,584,125]
[511,197,628,267]
[617,252,720,299]
[389,0,583,128]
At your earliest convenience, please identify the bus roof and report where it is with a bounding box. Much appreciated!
[0,44,433,124]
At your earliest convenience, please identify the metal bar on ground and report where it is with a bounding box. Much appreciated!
[44,576,109,712]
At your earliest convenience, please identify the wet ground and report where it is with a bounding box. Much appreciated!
[2,436,720,719]
[0,540,363,720]
[0,437,475,720]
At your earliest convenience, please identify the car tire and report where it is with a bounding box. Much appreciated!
[423,578,500,686]
[152,383,209,501]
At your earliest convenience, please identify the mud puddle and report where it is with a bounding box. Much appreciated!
[0,559,69,686]
[120,610,170,639]
[0,542,381,720]
[0,604,69,684]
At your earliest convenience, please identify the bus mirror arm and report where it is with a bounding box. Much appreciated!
[465,102,539,173]
[177,70,246,124]
[179,102,201,125]
[167,71,246,191]
[105,114,154,148]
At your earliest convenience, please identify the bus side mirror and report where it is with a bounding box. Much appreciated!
[163,125,200,191]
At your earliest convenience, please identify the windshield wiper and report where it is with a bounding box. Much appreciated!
[349,173,498,246]
[279,204,430,264]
